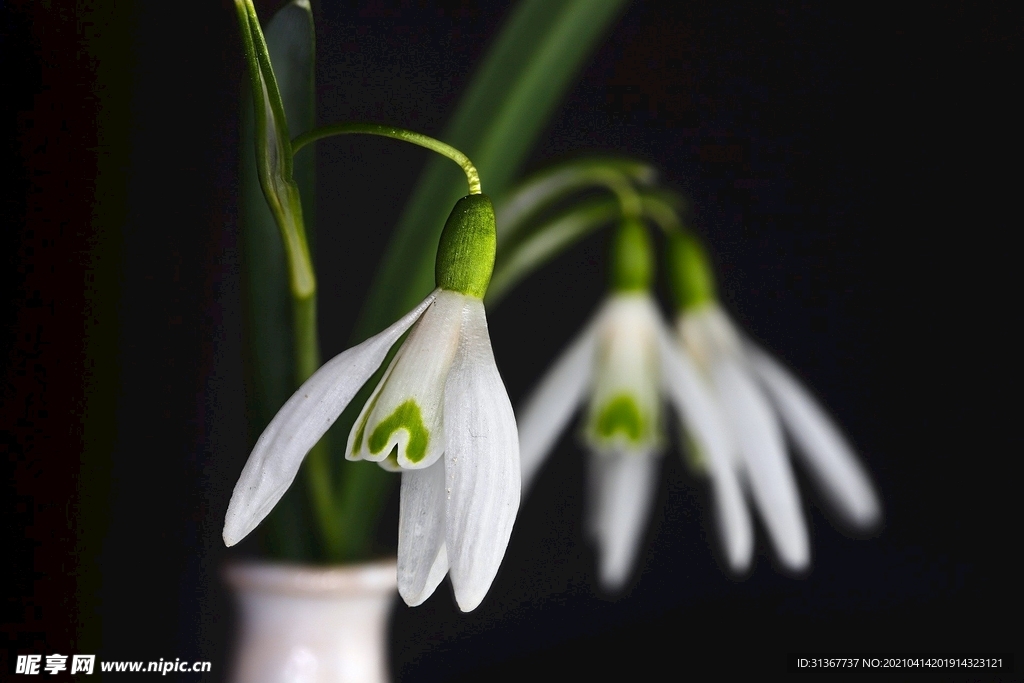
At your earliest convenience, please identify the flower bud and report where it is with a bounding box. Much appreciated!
[435,194,497,299]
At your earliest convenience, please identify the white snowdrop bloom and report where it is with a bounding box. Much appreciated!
[223,195,520,612]
[670,232,881,575]
[517,220,733,590]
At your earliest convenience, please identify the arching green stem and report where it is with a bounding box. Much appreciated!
[495,157,656,246]
[293,123,482,196]
[627,186,718,311]
[634,188,687,236]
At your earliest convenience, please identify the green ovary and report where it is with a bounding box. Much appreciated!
[368,399,431,464]
[595,394,646,443]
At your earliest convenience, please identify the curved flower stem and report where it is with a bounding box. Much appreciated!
[494,158,656,247]
[293,123,482,196]
[635,188,687,236]
[598,171,643,221]
[487,160,655,305]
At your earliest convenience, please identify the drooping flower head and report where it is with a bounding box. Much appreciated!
[518,218,732,590]
[224,194,520,612]
[667,230,882,573]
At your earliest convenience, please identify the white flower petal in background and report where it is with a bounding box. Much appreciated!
[397,462,449,606]
[654,323,733,479]
[517,292,735,590]
[223,291,438,547]
[655,324,752,572]
[677,302,882,575]
[517,315,598,491]
[586,450,662,591]
[704,452,753,573]
[714,357,809,571]
[745,341,881,529]
[443,298,521,612]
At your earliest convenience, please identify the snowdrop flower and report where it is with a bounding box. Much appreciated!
[517,219,732,590]
[668,231,881,574]
[223,195,520,612]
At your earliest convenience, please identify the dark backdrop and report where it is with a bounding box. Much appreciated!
[3,1,1019,681]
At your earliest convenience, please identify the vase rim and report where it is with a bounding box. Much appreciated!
[224,558,398,597]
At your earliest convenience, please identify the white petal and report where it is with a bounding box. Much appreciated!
[655,322,733,477]
[746,342,881,529]
[707,457,753,573]
[443,298,521,612]
[714,358,810,571]
[348,290,464,469]
[655,324,752,572]
[222,291,438,547]
[584,294,663,455]
[397,462,449,606]
[516,313,598,493]
[677,303,742,371]
[586,450,661,591]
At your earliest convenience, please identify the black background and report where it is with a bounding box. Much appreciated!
[2,1,1020,681]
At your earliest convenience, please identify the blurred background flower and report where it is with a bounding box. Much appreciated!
[517,219,733,592]
[2,1,1019,680]
[667,230,881,575]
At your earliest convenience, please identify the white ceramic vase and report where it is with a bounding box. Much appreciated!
[225,559,397,683]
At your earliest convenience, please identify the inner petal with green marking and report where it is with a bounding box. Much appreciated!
[368,399,431,464]
[595,393,647,443]
[583,294,664,454]
[345,289,465,469]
